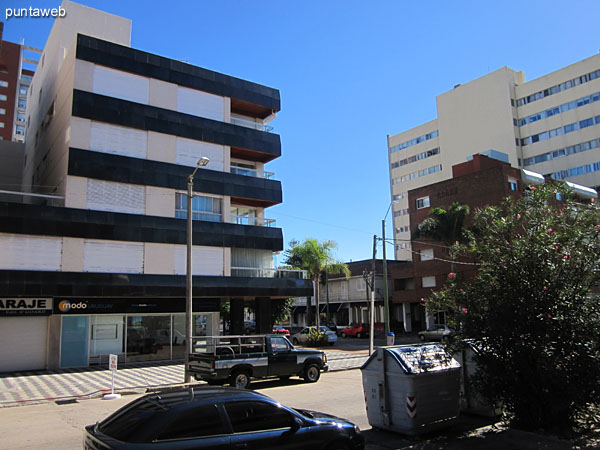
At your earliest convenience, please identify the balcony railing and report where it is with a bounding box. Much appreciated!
[230,215,275,227]
[231,267,307,279]
[230,166,275,179]
[230,116,274,133]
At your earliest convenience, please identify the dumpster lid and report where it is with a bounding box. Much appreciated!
[362,343,460,374]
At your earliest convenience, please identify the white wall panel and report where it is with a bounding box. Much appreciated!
[0,234,61,271]
[0,317,48,371]
[93,65,149,104]
[177,86,224,121]
[84,240,144,273]
[89,122,147,159]
[175,137,225,171]
[174,246,223,276]
[87,179,145,214]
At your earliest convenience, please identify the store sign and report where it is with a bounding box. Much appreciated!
[0,298,52,316]
[54,298,220,314]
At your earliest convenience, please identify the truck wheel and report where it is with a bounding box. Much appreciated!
[356,332,361,339]
[230,370,251,389]
[303,363,320,383]
[341,332,346,338]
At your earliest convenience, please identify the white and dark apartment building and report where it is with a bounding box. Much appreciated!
[0,1,311,372]
[388,54,600,260]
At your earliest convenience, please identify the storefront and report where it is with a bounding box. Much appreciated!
[52,298,221,369]
[0,298,52,372]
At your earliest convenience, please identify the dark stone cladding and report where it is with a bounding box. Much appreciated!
[68,148,282,207]
[75,34,280,113]
[0,202,283,251]
[72,90,281,162]
[0,270,314,298]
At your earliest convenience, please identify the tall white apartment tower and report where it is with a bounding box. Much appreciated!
[388,55,600,260]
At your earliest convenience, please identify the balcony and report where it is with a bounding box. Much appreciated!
[230,214,275,227]
[230,116,274,133]
[231,267,307,279]
[230,165,275,179]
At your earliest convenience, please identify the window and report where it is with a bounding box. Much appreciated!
[0,122,4,128]
[420,248,434,261]
[156,405,225,440]
[18,99,26,109]
[0,80,7,88]
[422,276,436,288]
[225,401,293,433]
[416,196,430,209]
[508,178,518,191]
[0,94,7,101]
[0,108,5,115]
[19,85,28,95]
[271,336,291,352]
[175,193,222,222]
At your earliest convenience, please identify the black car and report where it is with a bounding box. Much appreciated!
[84,386,364,450]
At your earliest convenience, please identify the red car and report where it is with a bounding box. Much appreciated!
[341,322,368,338]
[272,325,290,335]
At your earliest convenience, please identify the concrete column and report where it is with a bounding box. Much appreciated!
[255,297,272,334]
[230,298,244,335]
[425,313,435,329]
[402,303,412,333]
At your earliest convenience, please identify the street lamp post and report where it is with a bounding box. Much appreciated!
[381,204,393,336]
[184,157,210,384]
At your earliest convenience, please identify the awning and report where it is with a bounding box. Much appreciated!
[291,306,307,314]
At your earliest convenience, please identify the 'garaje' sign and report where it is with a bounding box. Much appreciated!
[0,298,52,316]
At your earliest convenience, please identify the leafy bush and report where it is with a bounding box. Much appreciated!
[305,328,329,347]
[426,183,600,432]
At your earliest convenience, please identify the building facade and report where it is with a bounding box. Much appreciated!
[388,55,600,260]
[0,24,41,142]
[291,259,407,331]
[0,1,311,372]
[390,154,597,331]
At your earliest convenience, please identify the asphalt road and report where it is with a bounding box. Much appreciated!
[0,364,578,449]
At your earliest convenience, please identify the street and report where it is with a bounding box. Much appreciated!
[0,369,370,450]
[0,367,577,450]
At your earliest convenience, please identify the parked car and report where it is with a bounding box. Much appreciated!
[291,326,338,346]
[244,320,256,334]
[272,325,290,335]
[418,324,455,341]
[84,386,365,450]
[340,322,368,338]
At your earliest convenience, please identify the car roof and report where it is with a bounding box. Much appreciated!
[139,386,271,409]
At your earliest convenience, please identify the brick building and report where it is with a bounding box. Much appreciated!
[390,153,596,332]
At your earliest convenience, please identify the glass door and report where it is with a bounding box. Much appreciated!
[60,316,89,368]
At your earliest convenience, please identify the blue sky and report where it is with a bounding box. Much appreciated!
[3,0,599,263]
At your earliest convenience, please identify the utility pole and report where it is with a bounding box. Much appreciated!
[369,234,377,355]
[382,220,390,335]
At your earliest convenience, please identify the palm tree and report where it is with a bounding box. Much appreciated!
[414,202,471,247]
[283,239,350,328]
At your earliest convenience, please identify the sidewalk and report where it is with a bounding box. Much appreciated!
[0,349,369,407]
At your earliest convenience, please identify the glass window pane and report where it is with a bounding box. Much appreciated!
[157,405,225,440]
[225,401,293,433]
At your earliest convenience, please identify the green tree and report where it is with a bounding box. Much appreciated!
[415,202,471,245]
[283,238,350,328]
[426,183,600,432]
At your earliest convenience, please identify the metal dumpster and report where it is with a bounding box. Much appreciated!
[452,341,502,417]
[361,343,461,435]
